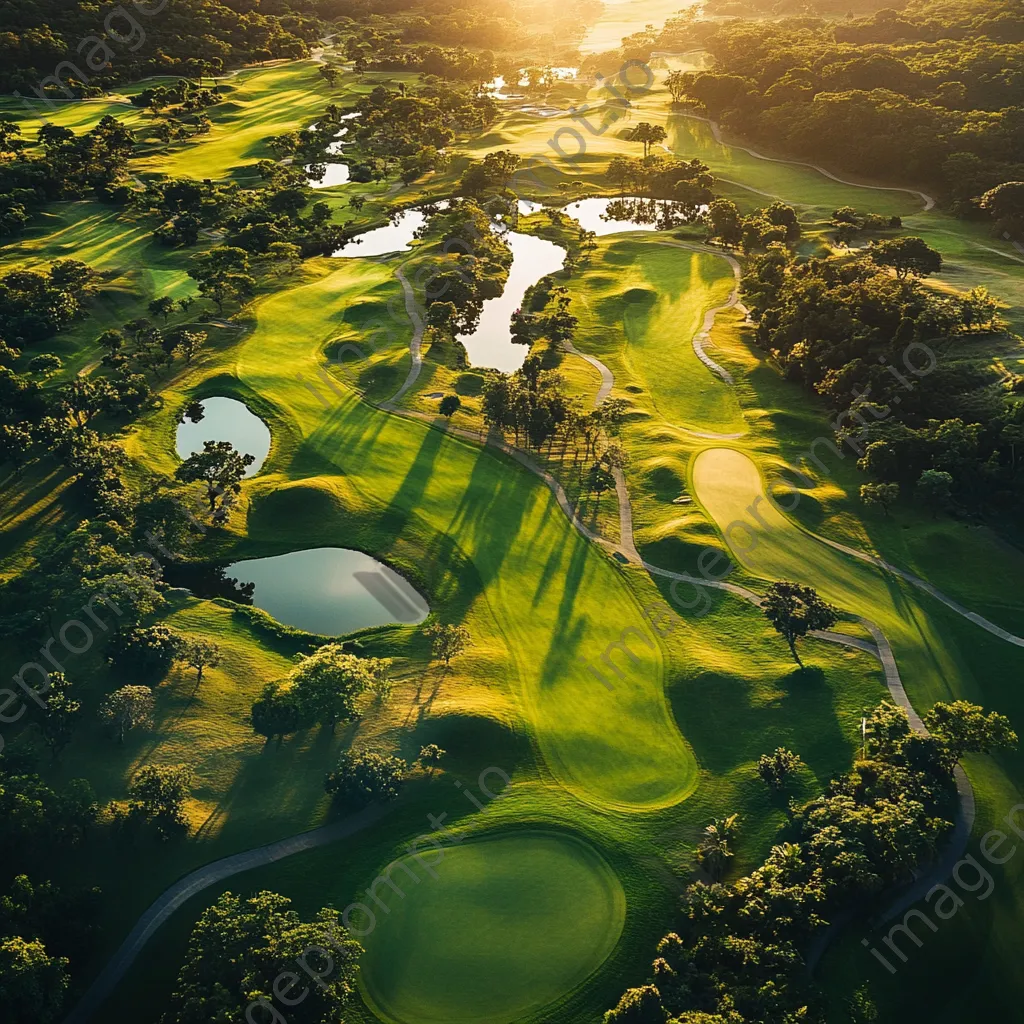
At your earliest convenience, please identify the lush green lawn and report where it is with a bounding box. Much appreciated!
[4,48,1023,1024]
[359,831,626,1024]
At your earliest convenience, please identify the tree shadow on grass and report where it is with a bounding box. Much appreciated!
[674,662,851,780]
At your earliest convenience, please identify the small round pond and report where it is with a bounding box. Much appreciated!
[224,547,429,636]
[175,397,270,477]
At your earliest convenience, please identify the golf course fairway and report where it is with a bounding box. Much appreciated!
[218,261,698,811]
[358,832,626,1024]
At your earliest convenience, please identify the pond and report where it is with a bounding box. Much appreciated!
[175,396,271,477]
[457,230,566,374]
[305,162,350,188]
[562,197,702,234]
[223,547,429,635]
[330,201,450,259]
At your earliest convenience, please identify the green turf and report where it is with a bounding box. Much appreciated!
[358,831,626,1024]
[4,45,1024,1024]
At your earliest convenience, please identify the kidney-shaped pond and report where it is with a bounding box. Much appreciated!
[224,547,429,636]
[176,397,271,477]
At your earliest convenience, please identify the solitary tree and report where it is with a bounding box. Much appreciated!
[868,237,942,279]
[424,622,472,668]
[250,682,302,744]
[439,394,461,419]
[587,462,615,500]
[34,672,81,760]
[324,750,407,806]
[916,469,953,516]
[761,581,839,667]
[178,638,221,686]
[705,198,743,246]
[628,122,667,158]
[98,685,155,744]
[175,440,254,518]
[176,330,207,364]
[417,743,446,775]
[123,763,195,839]
[859,481,899,517]
[665,69,689,105]
[148,296,175,321]
[290,645,375,731]
[925,700,1018,762]
[695,813,739,881]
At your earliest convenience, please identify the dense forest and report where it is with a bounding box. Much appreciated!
[643,0,1024,216]
[0,0,326,95]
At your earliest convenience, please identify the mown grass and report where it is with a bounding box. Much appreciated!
[2,49,1021,1024]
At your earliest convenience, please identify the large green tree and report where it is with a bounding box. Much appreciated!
[175,440,254,519]
[761,581,839,667]
[0,936,68,1024]
[162,891,361,1024]
[290,645,376,731]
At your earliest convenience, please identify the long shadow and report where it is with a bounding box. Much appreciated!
[535,531,593,692]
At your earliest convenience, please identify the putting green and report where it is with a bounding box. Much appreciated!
[358,831,626,1024]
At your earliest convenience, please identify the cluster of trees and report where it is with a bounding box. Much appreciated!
[250,645,393,743]
[606,152,717,221]
[139,167,350,258]
[742,242,1021,514]
[161,890,362,1024]
[0,285,222,519]
[831,205,903,245]
[348,82,497,184]
[644,0,1024,217]
[604,697,1017,1024]
[0,117,134,237]
[0,755,100,1022]
[324,749,408,806]
[481,348,631,502]
[422,198,513,340]
[0,258,94,342]
[705,198,801,250]
[352,32,503,84]
[0,0,321,95]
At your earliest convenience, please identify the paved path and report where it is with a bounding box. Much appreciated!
[676,113,936,212]
[563,337,614,403]
[381,269,424,410]
[650,239,740,385]
[62,803,390,1024]
[382,244,986,958]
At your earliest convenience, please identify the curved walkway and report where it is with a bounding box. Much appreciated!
[816,533,1024,647]
[62,803,390,1024]
[380,242,984,951]
[676,112,936,212]
[381,268,424,410]
[650,239,741,386]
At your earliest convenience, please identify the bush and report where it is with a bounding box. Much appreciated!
[324,751,407,807]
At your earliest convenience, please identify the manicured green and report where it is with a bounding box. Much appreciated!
[359,832,626,1024]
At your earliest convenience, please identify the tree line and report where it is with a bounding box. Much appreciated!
[638,0,1024,227]
[0,0,322,96]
